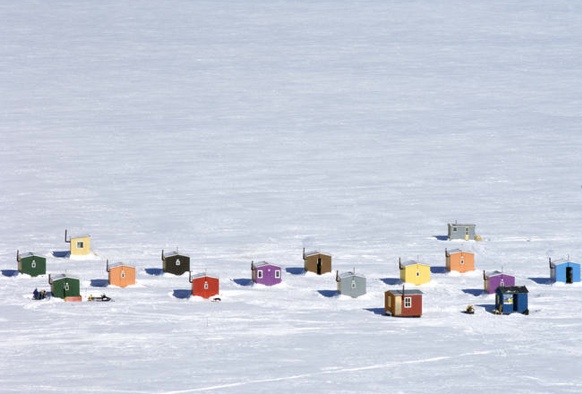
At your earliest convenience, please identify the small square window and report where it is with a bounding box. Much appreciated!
[404,297,412,308]
[275,270,281,279]
[176,259,181,266]
[204,281,209,290]
[76,241,84,249]
[257,270,263,279]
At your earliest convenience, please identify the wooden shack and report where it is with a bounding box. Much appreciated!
[303,248,332,275]
[17,250,46,277]
[384,288,423,317]
[251,261,282,286]
[335,270,366,298]
[483,270,515,294]
[495,286,529,315]
[107,260,136,288]
[549,257,581,284]
[161,249,190,276]
[399,258,430,285]
[445,248,475,273]
[189,272,219,299]
[49,273,81,299]
[65,229,92,256]
[447,222,476,241]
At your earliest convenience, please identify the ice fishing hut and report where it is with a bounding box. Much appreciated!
[447,222,477,241]
[64,229,92,256]
[161,249,190,276]
[483,270,515,294]
[399,258,430,285]
[16,250,46,277]
[106,260,136,288]
[189,272,219,299]
[303,248,332,275]
[48,273,81,299]
[495,286,529,315]
[251,261,282,286]
[445,248,475,273]
[335,270,366,298]
[384,287,423,317]
[549,257,581,284]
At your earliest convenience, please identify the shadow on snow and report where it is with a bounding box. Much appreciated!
[364,308,386,316]
[433,235,449,241]
[285,267,305,275]
[1,269,19,277]
[52,251,70,258]
[318,290,338,298]
[145,268,164,276]
[90,279,109,288]
[172,289,191,299]
[431,266,448,274]
[476,303,497,314]
[232,278,253,287]
[380,277,401,285]
[462,288,484,296]
[529,277,551,285]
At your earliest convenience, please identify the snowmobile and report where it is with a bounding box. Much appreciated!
[87,294,112,302]
[464,305,475,314]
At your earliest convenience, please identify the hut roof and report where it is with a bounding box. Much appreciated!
[304,250,331,258]
[447,248,473,255]
[253,261,281,269]
[190,273,217,280]
[338,271,366,279]
[388,289,423,296]
[164,251,189,258]
[109,262,135,269]
[18,252,42,259]
[401,260,430,267]
[51,273,80,281]
[497,286,528,294]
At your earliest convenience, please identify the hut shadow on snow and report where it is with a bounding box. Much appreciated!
[529,277,551,285]
[433,235,449,241]
[145,268,164,276]
[172,289,191,299]
[90,279,109,288]
[52,251,70,258]
[380,277,401,285]
[1,269,19,277]
[232,278,253,287]
[476,303,497,314]
[364,308,386,316]
[318,290,338,298]
[285,267,305,275]
[462,288,483,296]
[431,266,448,274]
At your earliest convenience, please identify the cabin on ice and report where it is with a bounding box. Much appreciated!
[49,273,81,300]
[549,258,580,284]
[64,229,92,256]
[303,248,332,275]
[107,260,136,287]
[384,288,423,317]
[16,250,46,277]
[161,250,190,276]
[447,222,477,241]
[494,286,529,315]
[189,272,219,299]
[445,248,475,273]
[335,270,366,298]
[398,258,430,285]
[251,261,282,286]
[483,270,515,294]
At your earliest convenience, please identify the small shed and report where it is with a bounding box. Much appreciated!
[335,270,366,298]
[445,248,475,273]
[483,270,515,294]
[384,288,423,317]
[65,229,91,256]
[16,250,46,277]
[447,222,476,241]
[303,248,332,275]
[251,261,282,286]
[549,257,581,284]
[107,260,136,288]
[495,286,529,315]
[49,273,81,299]
[399,258,431,285]
[161,250,190,276]
[189,272,219,299]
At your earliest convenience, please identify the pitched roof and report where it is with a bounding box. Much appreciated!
[252,261,281,269]
[190,272,218,280]
[304,250,331,258]
[108,262,135,269]
[387,289,423,295]
[401,260,430,268]
[497,286,528,294]
[338,271,366,279]
[164,251,189,258]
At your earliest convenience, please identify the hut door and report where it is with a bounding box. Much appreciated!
[317,257,322,275]
[566,267,573,284]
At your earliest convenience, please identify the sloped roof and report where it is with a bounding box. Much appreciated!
[50,273,80,281]
[304,250,331,258]
[447,248,473,255]
[338,271,366,279]
[387,289,423,295]
[401,260,430,268]
[108,262,135,269]
[164,251,189,258]
[190,272,218,280]
[252,261,281,269]
[550,258,578,267]
[497,286,528,294]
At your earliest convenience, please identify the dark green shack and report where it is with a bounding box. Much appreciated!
[49,274,81,299]
[17,250,46,277]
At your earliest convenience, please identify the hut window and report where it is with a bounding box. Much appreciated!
[351,280,357,289]
[31,260,36,268]
[176,259,181,266]
[404,297,412,308]
[453,227,457,232]
[416,271,420,276]
[275,270,281,278]
[257,270,263,279]
[204,281,209,290]
[64,283,70,291]
[76,241,84,249]
[500,280,505,287]
[465,227,469,234]
[460,258,464,265]
[121,270,126,278]
[387,297,391,307]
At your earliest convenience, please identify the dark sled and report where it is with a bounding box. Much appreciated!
[87,294,112,302]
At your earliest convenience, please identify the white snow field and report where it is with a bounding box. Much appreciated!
[2,1,582,393]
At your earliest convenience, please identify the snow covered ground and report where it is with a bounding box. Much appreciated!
[2,1,582,392]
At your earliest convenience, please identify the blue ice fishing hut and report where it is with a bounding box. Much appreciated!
[495,286,529,315]
[549,258,581,284]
